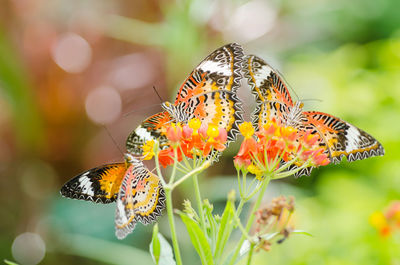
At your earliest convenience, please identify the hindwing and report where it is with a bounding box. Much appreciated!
[60,163,126,203]
[303,111,385,164]
[115,159,165,239]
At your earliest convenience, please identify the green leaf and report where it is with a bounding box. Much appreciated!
[150,225,176,265]
[292,230,314,237]
[214,190,235,261]
[203,199,217,252]
[4,260,19,265]
[150,224,161,264]
[180,213,214,265]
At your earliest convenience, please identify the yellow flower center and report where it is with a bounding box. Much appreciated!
[142,140,155,160]
[188,118,201,131]
[207,124,219,139]
[279,126,297,138]
[247,163,263,180]
[239,122,254,139]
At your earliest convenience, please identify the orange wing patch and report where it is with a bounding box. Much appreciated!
[60,163,127,204]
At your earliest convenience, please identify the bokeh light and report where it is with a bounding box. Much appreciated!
[51,32,92,73]
[108,53,156,91]
[85,86,122,124]
[19,160,57,200]
[11,232,46,265]
[225,0,277,42]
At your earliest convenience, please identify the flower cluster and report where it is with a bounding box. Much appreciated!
[253,196,295,251]
[370,201,400,237]
[234,120,330,179]
[143,118,228,167]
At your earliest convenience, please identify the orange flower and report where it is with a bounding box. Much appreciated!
[158,147,183,168]
[166,123,183,143]
[234,119,330,178]
[203,124,228,156]
[157,118,228,167]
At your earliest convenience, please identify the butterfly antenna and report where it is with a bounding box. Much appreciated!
[102,124,124,156]
[301,98,323,103]
[122,103,163,118]
[153,86,164,102]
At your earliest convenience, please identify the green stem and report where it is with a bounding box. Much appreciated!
[228,177,270,265]
[165,187,183,265]
[193,174,207,232]
[237,170,244,198]
[169,147,179,183]
[172,161,210,189]
[246,243,255,265]
[154,145,166,187]
[232,204,251,240]
[236,199,246,217]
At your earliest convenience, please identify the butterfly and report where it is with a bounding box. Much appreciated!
[60,154,165,239]
[245,55,385,176]
[60,43,244,239]
[126,43,244,155]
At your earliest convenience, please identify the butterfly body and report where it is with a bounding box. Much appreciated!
[245,55,384,176]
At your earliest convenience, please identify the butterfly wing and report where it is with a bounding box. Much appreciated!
[245,55,384,177]
[245,55,294,130]
[173,43,244,142]
[126,111,171,155]
[60,163,126,203]
[115,161,165,239]
[303,111,385,163]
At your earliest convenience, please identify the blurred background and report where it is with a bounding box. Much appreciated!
[1,0,400,264]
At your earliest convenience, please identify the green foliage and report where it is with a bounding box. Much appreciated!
[0,28,43,152]
[150,225,176,265]
[180,212,214,265]
[3,260,19,265]
[150,225,161,264]
[214,191,235,262]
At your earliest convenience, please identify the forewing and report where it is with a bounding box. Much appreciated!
[174,43,244,142]
[115,162,165,240]
[60,163,126,204]
[303,111,385,164]
[126,111,171,155]
[245,55,294,130]
[175,43,243,103]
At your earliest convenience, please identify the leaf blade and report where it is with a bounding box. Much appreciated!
[180,213,214,265]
